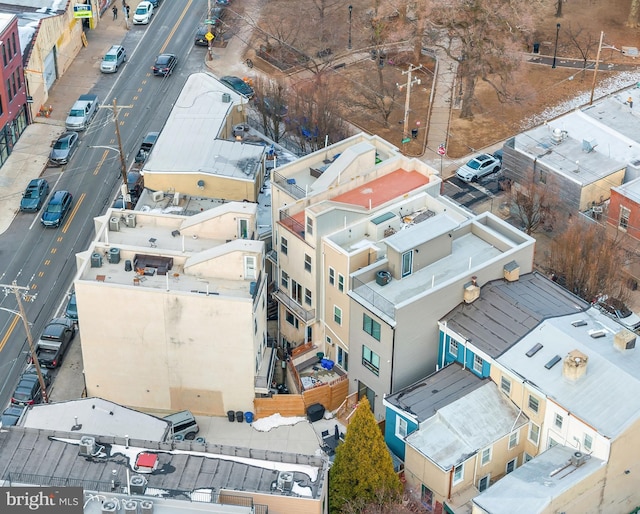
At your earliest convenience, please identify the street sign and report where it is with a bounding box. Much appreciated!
[204,19,217,24]
[73,4,92,18]
[205,32,214,41]
[437,144,446,156]
[402,137,411,144]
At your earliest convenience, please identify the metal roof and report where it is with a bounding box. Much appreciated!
[385,363,486,423]
[472,445,605,514]
[442,272,589,357]
[497,307,640,438]
[405,381,528,470]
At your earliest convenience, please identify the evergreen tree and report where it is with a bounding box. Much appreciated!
[329,398,403,513]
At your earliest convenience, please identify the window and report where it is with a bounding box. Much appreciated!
[362,345,380,375]
[304,254,312,272]
[524,453,533,463]
[334,306,342,325]
[306,216,313,236]
[508,431,519,449]
[338,274,345,292]
[449,339,458,357]
[528,422,540,445]
[481,447,491,466]
[2,43,6,66]
[548,437,558,449]
[329,267,335,286]
[12,33,16,57]
[396,417,407,438]
[363,314,381,341]
[244,256,256,280]
[6,79,11,101]
[478,474,490,492]
[620,206,630,230]
[421,485,433,509]
[584,433,593,451]
[554,413,563,429]
[500,376,511,395]
[281,270,289,290]
[326,336,332,346]
[280,236,288,255]
[337,347,348,371]
[304,288,312,306]
[528,394,539,413]
[473,355,483,374]
[505,458,517,474]
[254,319,257,334]
[292,280,302,303]
[285,310,298,328]
[452,463,464,485]
[401,251,413,277]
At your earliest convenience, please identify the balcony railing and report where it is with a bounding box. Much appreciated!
[273,170,306,199]
[351,276,396,320]
[279,211,305,239]
[272,288,315,322]
[266,249,278,264]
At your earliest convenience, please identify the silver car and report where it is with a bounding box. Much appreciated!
[100,45,126,73]
[49,131,79,166]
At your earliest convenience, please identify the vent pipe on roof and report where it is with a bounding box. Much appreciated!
[562,350,588,381]
[614,329,636,351]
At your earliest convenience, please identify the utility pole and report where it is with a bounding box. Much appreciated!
[0,281,49,403]
[398,64,422,142]
[101,99,133,208]
[589,31,605,106]
[207,0,213,60]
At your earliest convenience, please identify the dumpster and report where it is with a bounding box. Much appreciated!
[245,412,254,423]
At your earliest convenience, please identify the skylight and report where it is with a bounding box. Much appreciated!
[526,343,543,358]
[545,355,562,370]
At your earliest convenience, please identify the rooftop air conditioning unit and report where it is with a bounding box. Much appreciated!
[589,329,607,339]
[79,436,96,457]
[125,213,137,228]
[129,474,148,494]
[101,500,118,513]
[152,191,164,202]
[109,216,120,232]
[140,500,154,514]
[570,451,587,467]
[277,471,294,492]
[123,500,138,514]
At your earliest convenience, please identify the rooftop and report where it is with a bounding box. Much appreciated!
[142,73,265,181]
[405,380,528,470]
[472,445,605,514]
[384,363,486,423]
[497,307,640,438]
[0,427,326,504]
[442,272,589,358]
[612,174,640,204]
[21,398,171,441]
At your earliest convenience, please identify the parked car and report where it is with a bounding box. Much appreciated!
[492,148,503,163]
[220,75,254,99]
[11,368,50,406]
[49,131,79,166]
[133,1,153,24]
[20,179,49,212]
[152,53,177,76]
[260,96,288,118]
[34,317,76,369]
[100,45,127,73]
[594,296,640,331]
[148,0,160,7]
[113,194,127,209]
[194,26,211,46]
[135,132,159,163]
[41,190,73,228]
[455,153,501,182]
[127,171,144,197]
[65,292,78,322]
[0,404,26,427]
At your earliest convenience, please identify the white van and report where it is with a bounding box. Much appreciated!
[164,410,199,440]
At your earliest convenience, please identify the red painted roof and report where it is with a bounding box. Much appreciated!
[136,452,158,468]
[331,169,429,209]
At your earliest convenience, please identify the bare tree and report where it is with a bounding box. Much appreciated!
[547,219,631,303]
[425,0,537,119]
[506,170,559,235]
[564,24,598,79]
[555,0,563,17]
[628,0,640,28]
[252,77,289,143]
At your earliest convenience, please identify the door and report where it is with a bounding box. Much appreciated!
[401,251,413,277]
[244,256,256,279]
[238,218,249,239]
[43,46,58,91]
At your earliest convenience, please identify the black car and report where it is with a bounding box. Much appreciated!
[11,368,50,406]
[41,190,73,227]
[195,26,211,46]
[1,404,26,427]
[152,54,177,76]
[220,76,254,99]
[127,171,144,197]
[20,178,50,212]
[49,131,79,166]
[135,132,159,163]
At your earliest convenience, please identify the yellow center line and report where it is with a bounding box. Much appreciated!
[62,192,86,234]
[161,0,193,53]
[94,150,108,176]
[0,314,20,353]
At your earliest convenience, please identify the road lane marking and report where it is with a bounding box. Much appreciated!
[161,0,193,53]
[62,192,86,234]
[0,314,20,353]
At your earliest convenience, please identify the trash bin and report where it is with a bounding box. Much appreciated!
[227,410,235,422]
[533,42,540,54]
[236,411,244,422]
[307,403,325,423]
[245,412,254,423]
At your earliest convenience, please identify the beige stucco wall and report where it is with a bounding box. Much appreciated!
[322,242,353,356]
[144,173,260,203]
[579,169,625,211]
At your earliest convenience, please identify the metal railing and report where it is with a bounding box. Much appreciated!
[273,170,306,199]
[272,288,315,322]
[351,276,396,320]
[278,211,305,239]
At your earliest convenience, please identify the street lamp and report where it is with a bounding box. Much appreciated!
[348,5,353,50]
[552,23,561,69]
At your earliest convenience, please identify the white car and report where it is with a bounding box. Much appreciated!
[133,1,154,24]
[456,153,501,182]
[594,296,640,332]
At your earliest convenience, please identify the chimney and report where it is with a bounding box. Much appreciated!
[503,260,520,282]
[562,350,588,381]
[463,276,480,303]
[614,329,636,351]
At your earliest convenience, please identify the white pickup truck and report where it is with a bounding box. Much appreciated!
[65,94,99,131]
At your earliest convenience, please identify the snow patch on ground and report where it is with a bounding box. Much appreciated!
[251,413,307,432]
